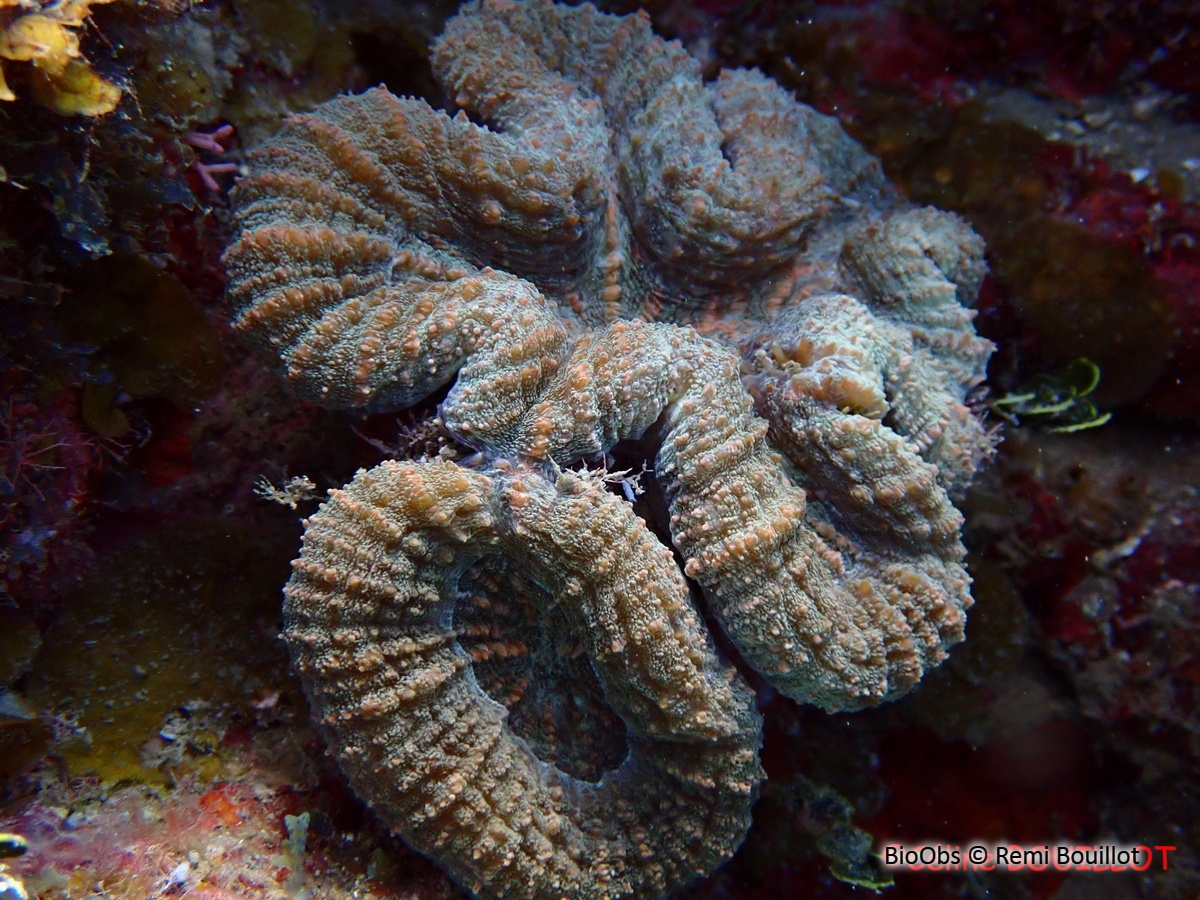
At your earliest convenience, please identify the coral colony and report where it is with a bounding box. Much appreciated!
[223,0,994,896]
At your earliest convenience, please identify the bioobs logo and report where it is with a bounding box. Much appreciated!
[880,841,1177,873]
[881,843,962,870]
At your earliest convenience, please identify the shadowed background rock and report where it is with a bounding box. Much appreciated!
[222,0,995,896]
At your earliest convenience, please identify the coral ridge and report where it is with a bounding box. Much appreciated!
[223,0,995,896]
[285,459,762,899]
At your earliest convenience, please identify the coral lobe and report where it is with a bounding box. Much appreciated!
[285,460,762,899]
[223,0,996,896]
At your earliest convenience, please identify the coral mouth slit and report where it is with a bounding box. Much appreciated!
[454,554,629,784]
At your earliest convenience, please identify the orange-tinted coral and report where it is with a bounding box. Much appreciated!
[223,0,994,895]
[285,460,762,898]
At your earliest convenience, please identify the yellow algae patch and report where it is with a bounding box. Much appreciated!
[0,0,120,115]
[25,518,298,786]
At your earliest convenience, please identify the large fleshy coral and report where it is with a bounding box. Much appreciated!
[223,0,994,896]
[285,459,762,899]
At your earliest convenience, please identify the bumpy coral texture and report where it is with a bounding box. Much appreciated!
[285,460,761,899]
[223,0,994,896]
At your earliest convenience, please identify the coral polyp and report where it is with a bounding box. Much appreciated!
[223,0,995,895]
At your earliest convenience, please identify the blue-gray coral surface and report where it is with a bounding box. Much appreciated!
[220,0,996,896]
